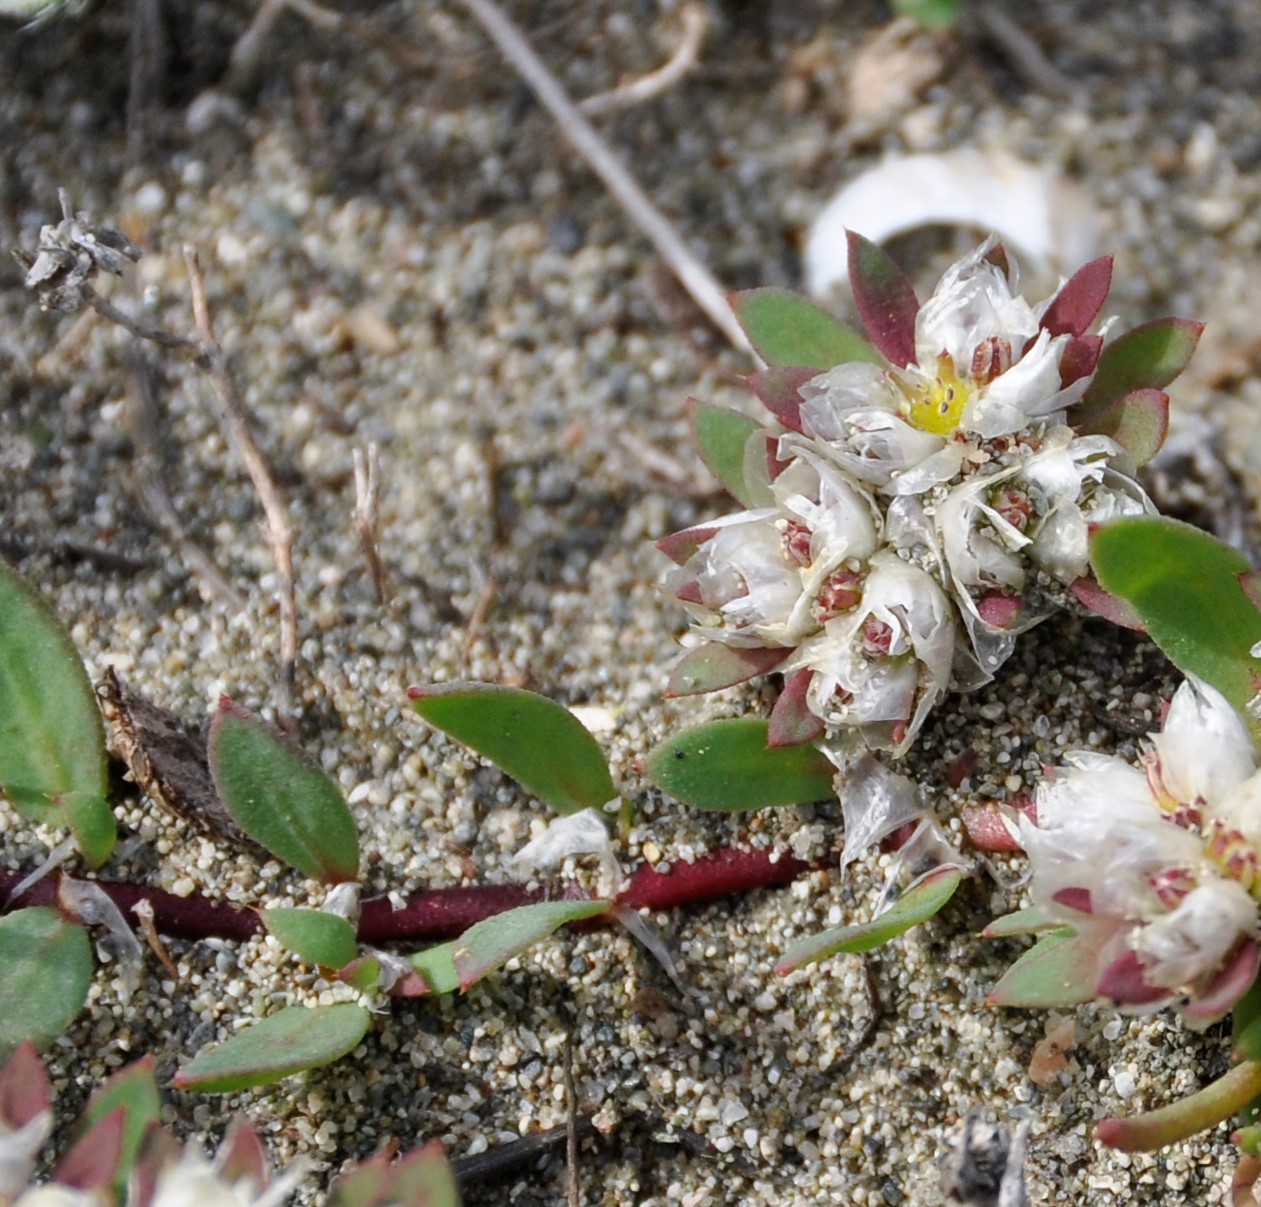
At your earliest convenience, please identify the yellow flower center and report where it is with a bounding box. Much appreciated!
[900,355,972,436]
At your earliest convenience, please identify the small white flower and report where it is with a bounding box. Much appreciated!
[1018,678,1261,1015]
[0,1111,52,1199]
[148,1144,307,1207]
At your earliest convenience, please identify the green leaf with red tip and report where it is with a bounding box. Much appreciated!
[0,908,93,1059]
[689,401,759,506]
[1080,387,1169,464]
[261,908,358,969]
[409,941,460,996]
[745,366,816,432]
[208,700,360,883]
[218,1122,270,1189]
[666,643,789,697]
[1079,317,1204,418]
[408,683,615,816]
[890,0,962,30]
[644,717,835,811]
[174,1003,371,1093]
[776,866,964,973]
[1097,1060,1261,1152]
[985,928,1098,1008]
[845,230,919,368]
[452,899,611,991]
[1040,255,1113,338]
[981,905,1061,939]
[76,1058,161,1202]
[0,562,115,867]
[730,288,881,370]
[1091,517,1261,737]
[339,956,383,992]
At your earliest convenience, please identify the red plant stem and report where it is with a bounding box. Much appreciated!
[0,847,815,945]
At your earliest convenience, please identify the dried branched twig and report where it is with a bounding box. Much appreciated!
[183,245,299,719]
[353,444,388,603]
[578,5,706,116]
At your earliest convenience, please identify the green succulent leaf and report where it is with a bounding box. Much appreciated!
[776,866,965,973]
[730,288,881,370]
[644,717,835,811]
[453,899,611,991]
[1091,517,1261,735]
[1079,317,1203,418]
[76,1057,161,1202]
[985,928,1098,1009]
[1096,1060,1261,1152]
[208,699,360,882]
[261,908,358,969]
[981,904,1061,939]
[409,941,461,996]
[408,683,616,816]
[0,562,115,866]
[665,643,789,697]
[0,908,93,1059]
[173,1003,371,1093]
[689,402,759,506]
[330,1140,461,1207]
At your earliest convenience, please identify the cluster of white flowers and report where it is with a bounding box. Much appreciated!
[663,239,1152,755]
[1018,678,1261,1020]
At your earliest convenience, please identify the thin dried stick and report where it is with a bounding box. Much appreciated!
[578,4,706,116]
[453,0,752,358]
[353,444,388,603]
[82,288,200,355]
[972,4,1079,102]
[182,244,298,718]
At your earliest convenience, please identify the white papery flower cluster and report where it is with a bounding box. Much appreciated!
[664,240,1153,755]
[1016,678,1261,1019]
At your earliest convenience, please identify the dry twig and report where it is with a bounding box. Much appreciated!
[453,0,752,357]
[182,245,299,719]
[578,5,706,116]
[971,4,1079,102]
[353,443,388,603]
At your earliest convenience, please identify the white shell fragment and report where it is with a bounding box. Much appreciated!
[804,149,1098,298]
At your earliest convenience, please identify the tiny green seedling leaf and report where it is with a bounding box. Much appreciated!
[776,866,965,973]
[409,942,461,996]
[0,562,115,866]
[208,699,360,882]
[452,899,611,991]
[0,908,93,1058]
[890,0,962,29]
[407,683,616,816]
[985,928,1097,1009]
[689,402,759,507]
[1078,316,1203,418]
[1091,517,1261,735]
[730,288,881,370]
[173,1003,371,1093]
[644,717,835,811]
[261,908,358,969]
[75,1057,161,1202]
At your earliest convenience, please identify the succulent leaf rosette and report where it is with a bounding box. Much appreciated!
[660,233,1202,755]
[990,678,1261,1024]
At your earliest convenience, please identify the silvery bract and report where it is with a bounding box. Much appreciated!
[661,236,1180,754]
[1015,678,1261,1021]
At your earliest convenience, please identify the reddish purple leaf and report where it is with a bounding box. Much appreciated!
[976,592,1022,629]
[1040,256,1113,338]
[1058,333,1103,388]
[218,1121,270,1189]
[745,366,817,432]
[656,524,719,566]
[666,643,790,697]
[1097,949,1167,1007]
[960,804,1022,853]
[675,579,704,605]
[1070,576,1146,631]
[767,668,825,747]
[1081,388,1169,465]
[0,1041,50,1129]
[845,230,919,368]
[1184,940,1260,1023]
[54,1105,126,1192]
[1051,886,1094,914]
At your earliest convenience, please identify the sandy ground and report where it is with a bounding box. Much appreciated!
[4,0,1261,1203]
